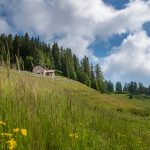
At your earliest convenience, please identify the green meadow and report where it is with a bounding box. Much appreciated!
[1,68,150,150]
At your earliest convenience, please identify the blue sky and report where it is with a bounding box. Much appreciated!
[0,0,150,85]
[104,0,129,9]
[90,33,129,57]
[91,0,130,57]
[143,21,150,37]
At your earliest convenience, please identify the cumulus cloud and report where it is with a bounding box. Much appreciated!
[96,0,150,38]
[0,18,11,34]
[102,30,150,84]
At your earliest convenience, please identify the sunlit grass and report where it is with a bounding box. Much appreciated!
[0,67,150,149]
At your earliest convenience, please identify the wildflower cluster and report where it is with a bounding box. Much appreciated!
[69,132,79,140]
[1,133,12,138]
[0,120,27,150]
[13,128,20,133]
[13,128,27,136]
[0,121,6,126]
[7,138,17,150]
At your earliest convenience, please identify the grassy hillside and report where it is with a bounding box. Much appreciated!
[0,68,150,150]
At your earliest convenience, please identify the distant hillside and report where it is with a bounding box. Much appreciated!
[0,68,150,149]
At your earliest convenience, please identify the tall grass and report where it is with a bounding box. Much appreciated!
[0,68,150,149]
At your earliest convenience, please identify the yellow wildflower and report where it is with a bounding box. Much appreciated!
[13,128,20,133]
[69,132,79,140]
[1,133,12,138]
[69,133,74,138]
[1,133,5,136]
[7,138,17,150]
[0,121,6,126]
[74,133,79,139]
[21,129,27,136]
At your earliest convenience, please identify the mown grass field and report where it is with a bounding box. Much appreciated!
[1,68,150,150]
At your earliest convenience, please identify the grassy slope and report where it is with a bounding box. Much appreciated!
[0,68,150,150]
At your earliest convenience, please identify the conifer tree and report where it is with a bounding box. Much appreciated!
[73,54,80,80]
[95,64,105,92]
[105,80,114,93]
[7,34,13,59]
[123,83,128,93]
[90,64,96,89]
[128,81,138,94]
[61,48,76,79]
[22,32,30,59]
[52,42,61,70]
[138,82,145,94]
[115,82,122,94]
[82,56,91,87]
[13,35,20,57]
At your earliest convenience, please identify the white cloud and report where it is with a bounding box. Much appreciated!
[102,30,150,84]
[0,18,11,34]
[96,0,150,38]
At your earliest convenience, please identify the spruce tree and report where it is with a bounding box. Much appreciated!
[52,42,61,70]
[123,83,128,93]
[90,64,96,89]
[22,32,30,60]
[95,64,105,93]
[105,80,114,93]
[61,48,76,79]
[82,56,91,87]
[116,82,122,94]
[73,54,80,80]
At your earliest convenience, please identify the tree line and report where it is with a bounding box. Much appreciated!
[105,81,150,95]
